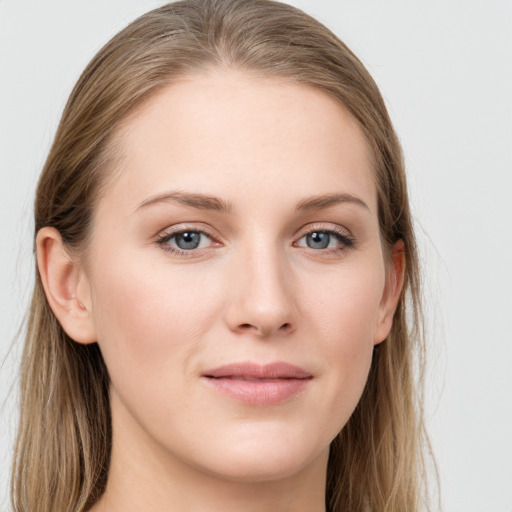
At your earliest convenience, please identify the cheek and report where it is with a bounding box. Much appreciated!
[88,249,222,395]
[300,258,385,426]
[303,257,385,347]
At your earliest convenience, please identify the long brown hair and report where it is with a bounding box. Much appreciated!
[12,1,431,511]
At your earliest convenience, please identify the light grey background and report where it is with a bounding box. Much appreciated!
[1,1,511,511]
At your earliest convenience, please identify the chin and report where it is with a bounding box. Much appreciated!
[187,423,331,483]
[204,452,321,484]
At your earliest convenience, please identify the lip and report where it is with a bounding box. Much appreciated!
[201,362,313,406]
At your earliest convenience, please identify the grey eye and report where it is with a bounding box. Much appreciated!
[158,228,216,255]
[305,231,332,249]
[173,231,206,250]
[296,230,352,251]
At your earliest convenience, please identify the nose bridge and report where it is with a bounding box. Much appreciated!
[226,234,298,337]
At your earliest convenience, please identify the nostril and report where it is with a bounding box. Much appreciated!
[236,322,293,334]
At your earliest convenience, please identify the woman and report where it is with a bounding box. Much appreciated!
[11,0,431,511]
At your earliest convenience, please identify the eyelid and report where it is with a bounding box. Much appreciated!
[156,222,219,240]
[294,222,353,240]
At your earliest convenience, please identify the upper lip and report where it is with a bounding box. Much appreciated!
[203,362,312,380]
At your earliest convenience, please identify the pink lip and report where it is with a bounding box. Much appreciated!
[202,362,313,406]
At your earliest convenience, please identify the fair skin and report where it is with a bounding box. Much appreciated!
[37,69,403,512]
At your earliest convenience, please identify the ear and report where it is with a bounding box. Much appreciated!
[36,227,97,344]
[374,239,405,345]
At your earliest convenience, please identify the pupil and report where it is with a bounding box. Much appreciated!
[176,232,200,250]
[307,232,330,249]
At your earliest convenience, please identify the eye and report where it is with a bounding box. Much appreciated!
[295,229,354,251]
[158,228,214,254]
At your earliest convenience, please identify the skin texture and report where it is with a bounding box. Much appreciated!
[37,69,403,512]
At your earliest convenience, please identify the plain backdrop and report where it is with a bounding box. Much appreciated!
[1,1,511,511]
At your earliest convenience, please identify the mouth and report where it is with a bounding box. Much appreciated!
[201,362,313,406]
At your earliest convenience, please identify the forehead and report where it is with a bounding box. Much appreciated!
[101,69,376,214]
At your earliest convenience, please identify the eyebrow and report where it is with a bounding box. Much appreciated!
[136,191,232,212]
[136,190,370,214]
[295,193,371,213]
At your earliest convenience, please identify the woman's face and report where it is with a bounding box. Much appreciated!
[80,69,398,482]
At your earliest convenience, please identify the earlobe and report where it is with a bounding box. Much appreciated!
[374,240,405,345]
[36,227,97,344]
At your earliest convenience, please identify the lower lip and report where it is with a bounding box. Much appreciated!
[202,377,311,405]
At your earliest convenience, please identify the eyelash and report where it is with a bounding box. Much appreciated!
[294,227,355,253]
[156,225,355,256]
[156,225,220,257]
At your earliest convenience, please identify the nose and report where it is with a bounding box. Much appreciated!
[224,244,299,338]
